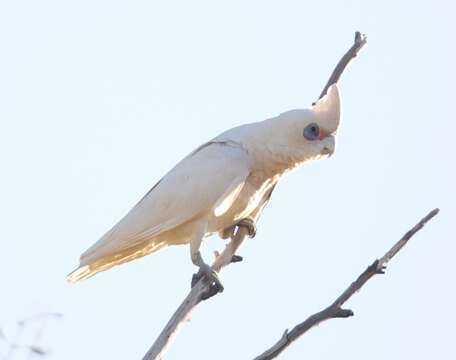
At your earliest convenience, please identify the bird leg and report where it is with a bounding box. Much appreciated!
[190,251,224,292]
[190,227,224,292]
[191,218,255,291]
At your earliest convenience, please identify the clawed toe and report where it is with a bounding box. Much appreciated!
[237,217,257,238]
[220,217,257,240]
[191,264,224,293]
[220,226,235,239]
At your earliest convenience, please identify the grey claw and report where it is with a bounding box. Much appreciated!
[201,283,221,300]
[191,273,199,288]
[197,263,224,292]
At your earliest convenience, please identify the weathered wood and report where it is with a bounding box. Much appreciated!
[316,31,367,102]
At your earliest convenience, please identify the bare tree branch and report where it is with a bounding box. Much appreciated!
[253,208,440,360]
[316,31,367,101]
[142,226,250,360]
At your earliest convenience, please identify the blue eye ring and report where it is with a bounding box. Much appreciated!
[303,123,319,141]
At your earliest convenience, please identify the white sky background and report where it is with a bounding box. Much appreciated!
[1,1,455,359]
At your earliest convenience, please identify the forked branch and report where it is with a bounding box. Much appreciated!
[253,208,440,360]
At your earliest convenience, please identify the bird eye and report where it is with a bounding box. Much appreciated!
[303,123,319,141]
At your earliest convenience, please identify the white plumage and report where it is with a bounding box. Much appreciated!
[68,84,341,283]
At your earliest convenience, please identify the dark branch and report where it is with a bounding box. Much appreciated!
[253,208,440,360]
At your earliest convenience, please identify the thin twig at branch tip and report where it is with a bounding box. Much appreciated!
[254,208,439,360]
[316,31,367,102]
[378,208,439,266]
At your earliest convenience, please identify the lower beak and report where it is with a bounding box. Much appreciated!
[320,135,335,157]
[321,147,334,157]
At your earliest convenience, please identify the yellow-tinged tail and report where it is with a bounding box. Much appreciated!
[67,265,93,282]
[67,240,167,282]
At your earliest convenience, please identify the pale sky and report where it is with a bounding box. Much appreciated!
[1,1,455,359]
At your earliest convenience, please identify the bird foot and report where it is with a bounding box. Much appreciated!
[220,226,235,240]
[237,217,257,238]
[191,263,224,293]
[220,217,257,240]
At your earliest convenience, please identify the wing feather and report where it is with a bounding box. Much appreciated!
[79,141,250,265]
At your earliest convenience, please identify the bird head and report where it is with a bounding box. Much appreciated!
[307,83,341,157]
[212,84,341,172]
[265,84,341,168]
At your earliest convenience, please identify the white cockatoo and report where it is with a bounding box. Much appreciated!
[68,84,341,290]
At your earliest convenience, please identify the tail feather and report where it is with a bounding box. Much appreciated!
[67,265,93,282]
[67,240,167,282]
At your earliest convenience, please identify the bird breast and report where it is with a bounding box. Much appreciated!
[206,170,282,235]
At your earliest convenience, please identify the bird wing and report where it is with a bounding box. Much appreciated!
[79,141,250,264]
